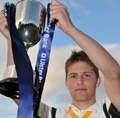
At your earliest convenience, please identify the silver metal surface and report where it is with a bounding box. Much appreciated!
[3,65,36,80]
[16,0,47,49]
[3,65,17,79]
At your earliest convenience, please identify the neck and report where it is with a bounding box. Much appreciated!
[72,96,96,110]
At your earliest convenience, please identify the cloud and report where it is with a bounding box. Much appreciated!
[0,36,7,82]
[79,5,91,16]
[0,0,18,9]
[103,0,117,8]
[70,2,79,8]
[0,97,17,118]
[103,44,120,63]
[103,0,114,4]
[69,1,91,16]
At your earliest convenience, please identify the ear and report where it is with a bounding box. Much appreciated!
[96,77,102,88]
[65,79,69,89]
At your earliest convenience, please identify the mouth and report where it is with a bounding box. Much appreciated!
[75,88,87,92]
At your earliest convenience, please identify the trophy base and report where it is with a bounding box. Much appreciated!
[0,77,41,117]
[0,78,19,99]
[0,77,39,99]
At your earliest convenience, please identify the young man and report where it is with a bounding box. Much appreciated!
[0,0,120,117]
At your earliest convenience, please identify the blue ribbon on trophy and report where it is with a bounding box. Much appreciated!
[4,3,33,118]
[34,3,58,117]
[0,1,57,118]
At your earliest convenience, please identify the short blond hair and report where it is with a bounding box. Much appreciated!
[65,50,99,80]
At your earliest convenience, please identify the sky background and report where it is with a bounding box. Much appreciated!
[0,0,120,117]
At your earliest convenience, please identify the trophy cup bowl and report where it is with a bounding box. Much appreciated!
[16,0,47,50]
[0,0,47,99]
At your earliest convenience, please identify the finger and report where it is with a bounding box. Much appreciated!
[0,10,7,23]
[0,14,7,24]
[50,3,65,10]
[0,10,4,14]
[50,11,59,21]
[50,7,67,20]
[0,19,7,28]
[50,7,63,20]
[0,10,5,15]
[0,14,8,32]
[52,0,57,2]
[50,5,67,21]
[0,10,5,18]
[52,0,61,5]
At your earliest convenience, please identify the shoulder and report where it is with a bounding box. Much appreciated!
[37,102,67,118]
[55,107,67,116]
[103,96,120,117]
[87,99,106,117]
[96,96,120,118]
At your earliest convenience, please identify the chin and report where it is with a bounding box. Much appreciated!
[73,96,90,102]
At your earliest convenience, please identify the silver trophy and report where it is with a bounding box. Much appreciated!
[16,0,47,50]
[0,0,47,99]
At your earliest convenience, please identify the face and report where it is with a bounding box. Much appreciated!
[65,61,101,104]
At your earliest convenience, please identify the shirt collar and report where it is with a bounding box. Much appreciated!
[67,99,104,117]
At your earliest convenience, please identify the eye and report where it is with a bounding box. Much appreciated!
[85,74,90,77]
[70,75,76,78]
[84,74,91,78]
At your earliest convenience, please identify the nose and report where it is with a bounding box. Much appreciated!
[77,75,84,85]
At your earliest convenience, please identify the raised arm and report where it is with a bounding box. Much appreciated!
[66,25,120,110]
[50,0,120,111]
[0,10,14,66]
[0,10,20,105]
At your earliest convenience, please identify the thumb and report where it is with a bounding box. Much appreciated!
[52,0,58,5]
